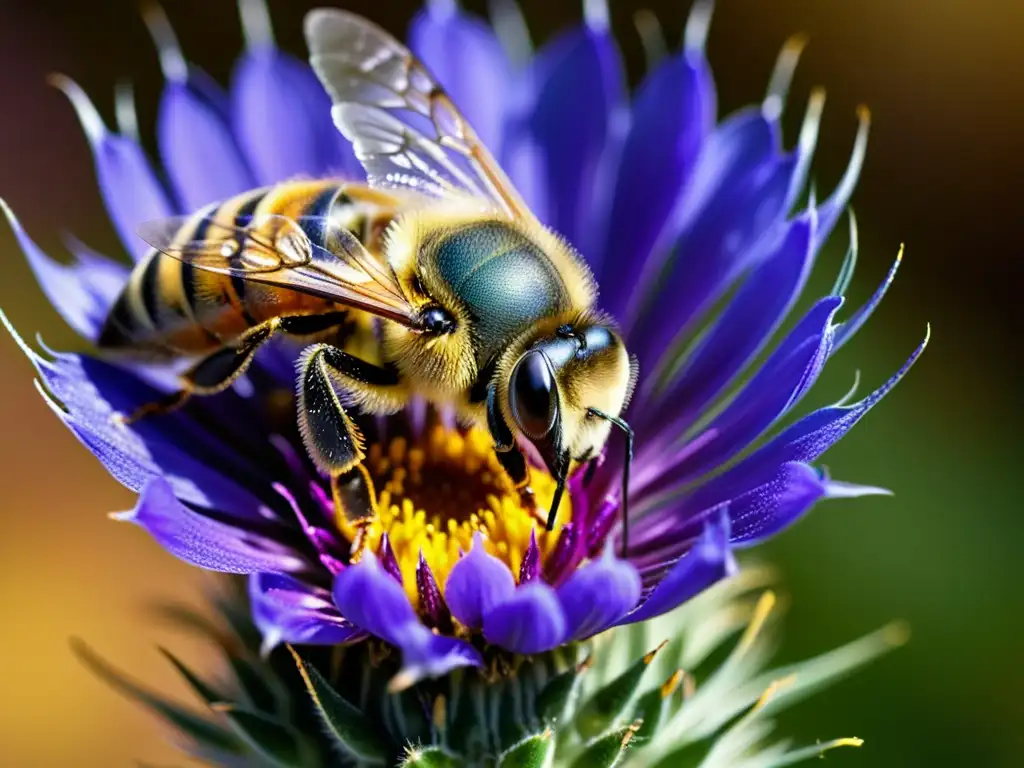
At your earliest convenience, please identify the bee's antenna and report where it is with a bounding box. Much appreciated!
[588,408,633,559]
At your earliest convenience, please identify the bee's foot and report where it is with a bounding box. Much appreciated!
[519,487,547,525]
[348,515,375,560]
[117,390,191,425]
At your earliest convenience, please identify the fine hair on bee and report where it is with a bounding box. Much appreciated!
[92,8,641,556]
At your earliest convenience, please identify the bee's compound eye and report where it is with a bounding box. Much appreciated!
[510,351,556,440]
[421,306,455,335]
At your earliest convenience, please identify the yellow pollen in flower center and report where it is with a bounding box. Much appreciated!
[338,425,567,609]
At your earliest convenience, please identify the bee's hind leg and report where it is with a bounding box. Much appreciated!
[118,324,275,425]
[118,389,193,424]
[120,312,349,425]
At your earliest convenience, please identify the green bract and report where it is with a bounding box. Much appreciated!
[76,570,905,767]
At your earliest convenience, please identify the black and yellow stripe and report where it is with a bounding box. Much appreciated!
[97,180,399,358]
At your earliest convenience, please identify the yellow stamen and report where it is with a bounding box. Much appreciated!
[432,695,447,730]
[829,737,865,749]
[643,639,669,665]
[337,425,569,609]
[659,669,685,699]
[750,673,797,713]
[737,590,777,656]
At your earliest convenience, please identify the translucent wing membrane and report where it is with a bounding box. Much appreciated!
[137,214,419,327]
[336,104,479,200]
[304,9,532,222]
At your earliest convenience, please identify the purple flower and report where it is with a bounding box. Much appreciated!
[2,0,925,690]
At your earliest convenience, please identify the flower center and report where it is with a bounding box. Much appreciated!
[337,425,568,610]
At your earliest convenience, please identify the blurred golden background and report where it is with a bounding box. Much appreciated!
[0,0,1020,765]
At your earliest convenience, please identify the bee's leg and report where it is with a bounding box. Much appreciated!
[121,313,349,424]
[296,343,401,481]
[119,389,192,424]
[495,445,530,493]
[485,383,546,523]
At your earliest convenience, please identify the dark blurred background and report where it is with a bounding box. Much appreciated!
[0,0,1019,765]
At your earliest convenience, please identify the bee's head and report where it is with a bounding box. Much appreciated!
[507,321,636,482]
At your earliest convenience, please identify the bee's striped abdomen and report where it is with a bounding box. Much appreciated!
[97,196,223,356]
[97,181,398,358]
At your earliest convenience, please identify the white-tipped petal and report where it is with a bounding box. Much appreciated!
[685,0,715,55]
[142,2,188,82]
[764,34,809,116]
[114,80,139,141]
[634,10,668,71]
[238,0,275,49]
[48,74,107,148]
[488,0,533,68]
[584,0,610,32]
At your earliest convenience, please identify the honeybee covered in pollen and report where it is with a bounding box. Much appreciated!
[98,10,638,545]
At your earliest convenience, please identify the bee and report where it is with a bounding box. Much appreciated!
[102,10,637,545]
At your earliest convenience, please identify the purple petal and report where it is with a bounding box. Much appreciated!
[394,633,483,688]
[634,461,891,563]
[586,497,620,554]
[50,77,175,260]
[231,47,359,184]
[112,478,305,574]
[596,33,715,312]
[3,201,128,340]
[409,1,511,153]
[271,483,345,574]
[727,462,829,545]
[648,211,816,430]
[443,533,515,630]
[661,108,777,252]
[619,512,736,624]
[143,5,255,210]
[746,329,929,470]
[3,323,279,520]
[630,141,798,379]
[518,530,541,584]
[680,330,929,519]
[482,582,567,653]
[628,294,840,502]
[333,555,481,684]
[158,71,256,210]
[542,521,579,585]
[332,554,417,648]
[834,251,902,351]
[557,550,641,640]
[378,533,405,586]
[516,19,625,248]
[416,552,448,628]
[501,136,551,226]
[249,572,363,653]
[728,462,890,547]
[645,295,842,492]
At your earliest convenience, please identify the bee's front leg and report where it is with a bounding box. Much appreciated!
[497,446,547,526]
[485,382,545,523]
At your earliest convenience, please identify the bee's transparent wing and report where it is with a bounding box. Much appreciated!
[137,214,419,327]
[304,9,533,222]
